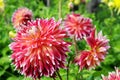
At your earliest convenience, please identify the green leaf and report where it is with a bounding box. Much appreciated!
[7,77,18,80]
[0,68,5,77]
[0,56,11,65]
[103,55,115,65]
[86,75,94,80]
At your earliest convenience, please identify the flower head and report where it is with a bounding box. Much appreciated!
[74,29,110,70]
[64,13,93,40]
[12,7,33,29]
[102,67,120,80]
[9,18,70,79]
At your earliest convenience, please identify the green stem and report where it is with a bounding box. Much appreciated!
[53,78,56,80]
[110,8,113,17]
[76,68,83,80]
[0,67,16,77]
[67,58,71,80]
[56,70,62,80]
[59,0,62,19]
[80,70,83,80]
[47,0,50,7]
[73,36,78,54]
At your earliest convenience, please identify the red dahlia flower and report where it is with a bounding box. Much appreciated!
[102,67,120,80]
[12,7,33,29]
[74,29,110,70]
[64,13,93,40]
[9,18,70,79]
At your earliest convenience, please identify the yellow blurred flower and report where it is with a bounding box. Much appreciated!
[0,0,4,11]
[113,0,120,14]
[102,0,120,14]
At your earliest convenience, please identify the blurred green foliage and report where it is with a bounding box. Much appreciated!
[0,0,120,80]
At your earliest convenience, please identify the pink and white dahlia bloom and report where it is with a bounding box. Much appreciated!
[102,68,120,80]
[9,18,70,79]
[12,7,33,29]
[74,29,110,70]
[64,13,93,40]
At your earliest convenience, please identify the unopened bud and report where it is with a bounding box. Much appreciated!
[68,2,74,9]
[74,0,80,5]
[9,31,16,38]
[108,2,114,8]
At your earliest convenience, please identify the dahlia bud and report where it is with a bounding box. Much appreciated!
[68,2,74,9]
[74,0,80,5]
[9,31,16,38]
[12,7,33,29]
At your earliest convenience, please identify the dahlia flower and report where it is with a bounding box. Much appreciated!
[102,67,120,80]
[12,7,33,29]
[9,18,70,79]
[64,13,93,40]
[74,29,110,70]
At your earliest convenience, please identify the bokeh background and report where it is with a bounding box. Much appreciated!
[0,0,120,80]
